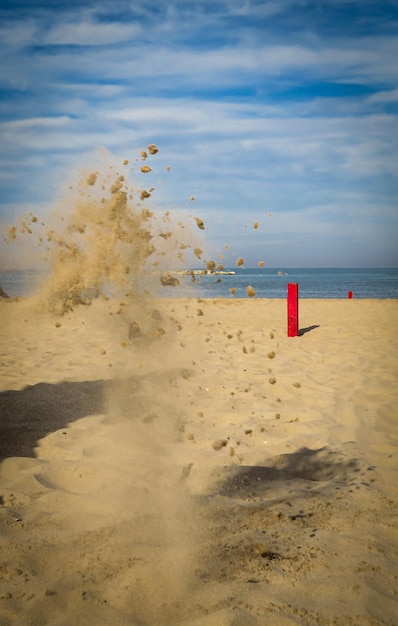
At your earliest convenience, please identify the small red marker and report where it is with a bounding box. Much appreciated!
[348,291,353,299]
[287,283,299,337]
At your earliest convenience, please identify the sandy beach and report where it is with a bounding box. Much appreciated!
[1,295,398,625]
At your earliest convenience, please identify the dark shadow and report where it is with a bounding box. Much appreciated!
[298,324,320,336]
[0,379,107,460]
[0,368,192,461]
[217,447,360,500]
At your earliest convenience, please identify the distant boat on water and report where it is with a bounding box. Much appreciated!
[174,269,236,276]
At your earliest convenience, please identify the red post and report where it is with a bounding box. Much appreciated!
[287,283,299,337]
[348,291,353,299]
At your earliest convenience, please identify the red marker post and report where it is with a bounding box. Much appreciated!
[348,291,353,299]
[287,283,299,337]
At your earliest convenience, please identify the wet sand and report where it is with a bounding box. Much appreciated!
[1,296,398,625]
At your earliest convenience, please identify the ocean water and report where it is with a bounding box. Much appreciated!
[0,269,46,298]
[1,267,398,300]
[183,267,398,299]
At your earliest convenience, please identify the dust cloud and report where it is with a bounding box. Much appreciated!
[2,146,208,623]
[3,147,204,314]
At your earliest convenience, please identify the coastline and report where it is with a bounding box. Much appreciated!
[1,296,398,624]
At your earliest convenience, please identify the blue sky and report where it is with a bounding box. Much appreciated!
[1,0,398,268]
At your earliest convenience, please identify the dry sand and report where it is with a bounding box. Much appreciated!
[0,295,397,625]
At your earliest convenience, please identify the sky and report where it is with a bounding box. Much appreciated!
[1,0,398,268]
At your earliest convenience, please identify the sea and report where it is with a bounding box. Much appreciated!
[1,267,398,300]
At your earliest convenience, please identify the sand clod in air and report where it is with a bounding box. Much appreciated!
[140,165,152,173]
[86,173,97,186]
[194,217,205,230]
[246,285,256,297]
[212,439,228,451]
[258,261,265,267]
[6,226,17,240]
[236,257,245,267]
[147,144,158,155]
[128,321,142,339]
[160,273,180,287]
[253,221,259,229]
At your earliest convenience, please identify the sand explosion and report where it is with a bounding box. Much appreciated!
[4,146,207,314]
[2,146,209,623]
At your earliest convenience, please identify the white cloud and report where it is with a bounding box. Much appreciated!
[2,116,72,130]
[0,19,39,49]
[44,18,140,46]
[367,88,398,104]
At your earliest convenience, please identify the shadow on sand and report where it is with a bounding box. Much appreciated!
[299,324,320,336]
[0,379,107,460]
[0,367,191,461]
[216,446,361,500]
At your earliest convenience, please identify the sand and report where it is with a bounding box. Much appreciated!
[0,295,398,625]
